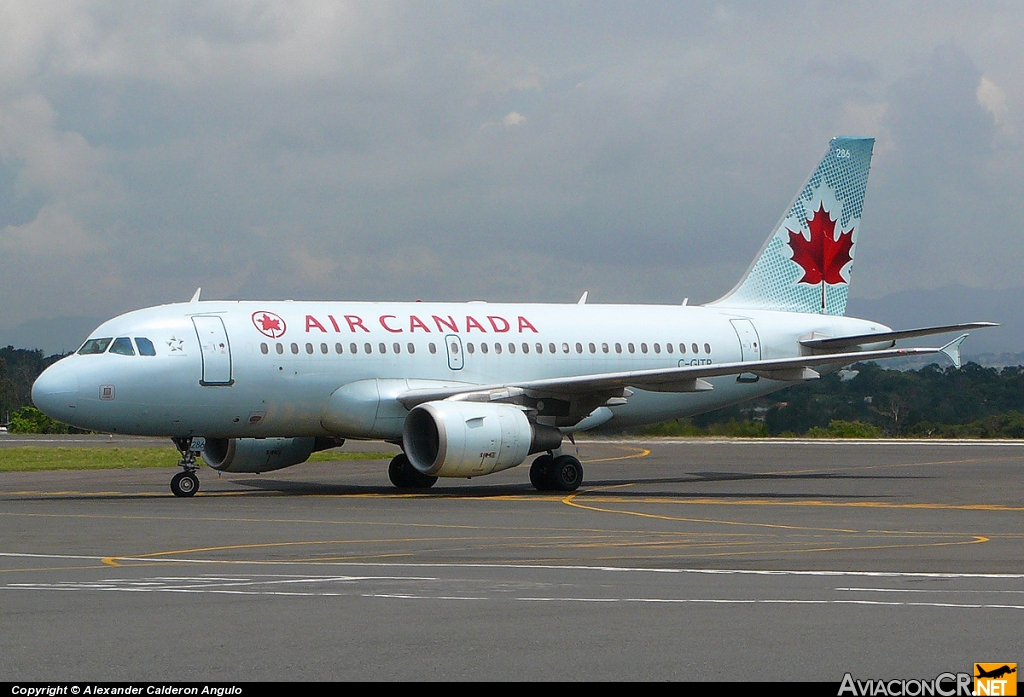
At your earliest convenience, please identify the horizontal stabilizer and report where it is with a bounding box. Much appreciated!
[800,322,997,350]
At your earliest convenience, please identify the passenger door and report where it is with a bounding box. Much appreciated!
[192,316,233,385]
[730,319,761,383]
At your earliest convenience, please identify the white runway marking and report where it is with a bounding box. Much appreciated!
[5,575,1024,610]
[4,552,1024,612]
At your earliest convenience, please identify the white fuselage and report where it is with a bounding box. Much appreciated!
[32,300,889,439]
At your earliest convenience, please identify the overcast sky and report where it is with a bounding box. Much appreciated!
[1,1,1022,338]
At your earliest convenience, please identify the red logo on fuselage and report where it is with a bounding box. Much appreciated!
[252,311,287,339]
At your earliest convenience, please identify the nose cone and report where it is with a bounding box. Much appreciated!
[32,359,80,423]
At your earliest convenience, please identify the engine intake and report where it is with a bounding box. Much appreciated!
[403,401,562,478]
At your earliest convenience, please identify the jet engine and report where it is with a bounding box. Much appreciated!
[403,401,562,478]
[202,437,341,474]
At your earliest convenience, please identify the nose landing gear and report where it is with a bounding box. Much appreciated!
[170,436,203,497]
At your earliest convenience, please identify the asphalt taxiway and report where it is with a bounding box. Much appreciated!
[1,437,1021,681]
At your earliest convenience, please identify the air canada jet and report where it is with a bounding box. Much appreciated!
[32,137,995,497]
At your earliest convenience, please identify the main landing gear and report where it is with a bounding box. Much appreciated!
[388,453,438,489]
[170,436,201,498]
[529,452,584,492]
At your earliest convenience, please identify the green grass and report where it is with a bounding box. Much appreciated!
[0,447,394,472]
[308,450,394,463]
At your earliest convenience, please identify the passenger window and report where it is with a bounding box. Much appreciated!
[481,343,488,354]
[379,343,387,354]
[588,342,596,354]
[536,343,544,354]
[666,343,673,354]
[450,342,460,354]
[335,343,343,354]
[508,343,516,354]
[562,343,569,354]
[654,343,661,354]
[522,343,529,354]
[548,343,555,354]
[291,343,299,354]
[364,343,373,354]
[628,343,635,354]
[679,343,686,354]
[602,343,609,354]
[276,343,284,354]
[429,343,437,354]
[615,343,622,354]
[575,343,583,354]
[394,342,401,354]
[467,343,475,354]
[407,343,415,354]
[640,343,648,354]
[692,343,699,354]
[350,343,358,354]
[78,338,113,355]
[704,343,712,354]
[305,343,314,355]
[260,343,269,355]
[494,343,502,354]
[135,338,157,356]
[320,343,328,354]
[110,337,135,356]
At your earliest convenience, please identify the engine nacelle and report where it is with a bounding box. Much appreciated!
[403,401,562,478]
[202,437,318,474]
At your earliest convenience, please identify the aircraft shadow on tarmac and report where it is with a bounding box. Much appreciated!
[0,470,923,501]
[230,468,922,500]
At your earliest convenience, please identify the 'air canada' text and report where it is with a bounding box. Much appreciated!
[303,314,539,335]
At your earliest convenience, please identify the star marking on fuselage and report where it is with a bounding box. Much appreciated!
[167,337,184,352]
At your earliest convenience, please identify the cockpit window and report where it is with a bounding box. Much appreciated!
[109,337,136,356]
[78,338,112,355]
[135,338,157,356]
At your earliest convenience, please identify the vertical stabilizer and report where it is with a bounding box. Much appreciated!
[707,137,874,316]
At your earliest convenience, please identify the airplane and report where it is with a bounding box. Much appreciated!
[975,665,1016,680]
[31,136,996,497]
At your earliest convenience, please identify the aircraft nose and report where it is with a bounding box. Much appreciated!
[31,359,80,422]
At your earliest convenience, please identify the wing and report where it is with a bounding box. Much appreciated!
[397,336,969,411]
[800,322,997,350]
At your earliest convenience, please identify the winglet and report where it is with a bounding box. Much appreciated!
[938,334,969,369]
[190,287,202,303]
[577,291,588,305]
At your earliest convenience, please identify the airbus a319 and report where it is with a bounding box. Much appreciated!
[31,137,995,496]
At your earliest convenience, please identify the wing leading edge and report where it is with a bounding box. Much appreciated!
[396,336,969,409]
[800,322,998,350]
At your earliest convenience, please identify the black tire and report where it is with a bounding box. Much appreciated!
[529,454,554,491]
[389,453,438,489]
[549,455,583,492]
[171,471,199,497]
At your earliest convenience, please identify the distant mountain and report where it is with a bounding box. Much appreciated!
[847,285,1021,358]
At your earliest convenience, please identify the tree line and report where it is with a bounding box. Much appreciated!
[638,361,1024,438]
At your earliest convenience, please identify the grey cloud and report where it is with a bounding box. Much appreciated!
[1,2,1023,347]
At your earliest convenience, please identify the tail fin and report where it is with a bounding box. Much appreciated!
[707,137,874,316]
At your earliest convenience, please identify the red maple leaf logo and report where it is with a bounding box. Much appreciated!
[258,314,280,331]
[787,203,854,285]
[252,311,286,338]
